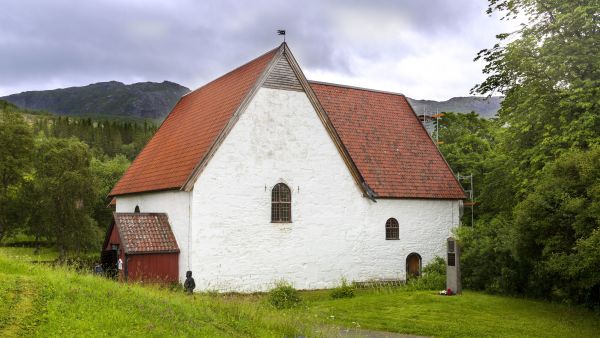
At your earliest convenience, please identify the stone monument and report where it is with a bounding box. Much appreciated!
[446,237,461,294]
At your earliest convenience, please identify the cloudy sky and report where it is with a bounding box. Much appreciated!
[0,0,516,100]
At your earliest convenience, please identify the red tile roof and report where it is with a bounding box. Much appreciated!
[113,213,179,254]
[309,81,465,199]
[109,47,278,196]
[109,44,464,200]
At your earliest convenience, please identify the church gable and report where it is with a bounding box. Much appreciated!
[262,55,303,92]
[181,46,369,197]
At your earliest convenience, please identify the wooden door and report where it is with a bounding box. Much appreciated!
[406,253,421,278]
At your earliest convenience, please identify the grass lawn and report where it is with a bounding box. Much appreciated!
[1,246,599,337]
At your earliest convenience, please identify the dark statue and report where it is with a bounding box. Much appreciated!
[184,270,196,294]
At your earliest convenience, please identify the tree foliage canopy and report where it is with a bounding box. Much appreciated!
[0,101,136,256]
[0,108,34,240]
[450,0,600,307]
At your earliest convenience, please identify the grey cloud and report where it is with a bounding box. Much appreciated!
[0,0,509,99]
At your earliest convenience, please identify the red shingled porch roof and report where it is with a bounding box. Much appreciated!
[108,213,179,254]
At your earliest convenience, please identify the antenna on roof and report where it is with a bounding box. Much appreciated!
[277,29,286,43]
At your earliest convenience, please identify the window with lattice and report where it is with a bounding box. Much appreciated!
[271,183,291,223]
[385,218,399,240]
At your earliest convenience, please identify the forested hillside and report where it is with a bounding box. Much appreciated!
[0,100,157,256]
[1,81,190,119]
[2,80,502,119]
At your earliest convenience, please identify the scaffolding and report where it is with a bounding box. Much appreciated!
[418,108,444,144]
[419,108,475,226]
[456,173,475,227]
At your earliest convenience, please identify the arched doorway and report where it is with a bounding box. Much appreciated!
[406,253,422,279]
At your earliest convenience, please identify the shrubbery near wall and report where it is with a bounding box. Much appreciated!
[330,278,355,299]
[268,281,301,309]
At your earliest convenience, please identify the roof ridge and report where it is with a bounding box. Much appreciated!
[182,44,282,98]
[308,80,405,97]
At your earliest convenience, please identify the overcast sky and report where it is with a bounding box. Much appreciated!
[0,0,516,100]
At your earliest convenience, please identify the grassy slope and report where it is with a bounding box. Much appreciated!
[0,247,599,338]
[0,248,310,337]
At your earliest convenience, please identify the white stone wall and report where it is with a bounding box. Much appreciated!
[187,87,461,292]
[115,190,191,281]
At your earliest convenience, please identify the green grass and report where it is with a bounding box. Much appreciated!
[307,288,600,337]
[0,246,58,262]
[1,246,599,337]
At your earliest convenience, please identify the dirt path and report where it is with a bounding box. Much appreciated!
[337,328,430,338]
[0,276,42,337]
[312,325,430,338]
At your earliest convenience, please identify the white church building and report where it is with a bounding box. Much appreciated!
[107,43,465,292]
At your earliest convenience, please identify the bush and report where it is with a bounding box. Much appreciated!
[407,256,446,291]
[330,278,355,299]
[423,256,446,275]
[268,281,301,309]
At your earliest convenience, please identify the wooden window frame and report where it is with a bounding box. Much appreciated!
[271,183,292,223]
[385,218,399,240]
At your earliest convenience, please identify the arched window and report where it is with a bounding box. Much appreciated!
[271,183,291,223]
[385,218,399,240]
[134,205,140,213]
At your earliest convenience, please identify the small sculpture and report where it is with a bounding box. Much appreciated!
[184,270,196,294]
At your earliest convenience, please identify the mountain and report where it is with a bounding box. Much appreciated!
[1,81,190,119]
[407,96,502,118]
[3,81,502,119]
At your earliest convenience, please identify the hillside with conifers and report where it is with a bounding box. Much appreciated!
[0,99,157,256]
[1,81,502,120]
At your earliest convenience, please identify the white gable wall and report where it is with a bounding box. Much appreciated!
[189,86,460,291]
[115,190,191,281]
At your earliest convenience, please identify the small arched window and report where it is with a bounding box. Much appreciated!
[385,218,399,240]
[134,205,140,213]
[271,183,291,223]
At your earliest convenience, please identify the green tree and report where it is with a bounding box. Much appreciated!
[473,0,600,192]
[90,155,130,228]
[0,108,34,240]
[511,147,600,304]
[33,138,100,257]
[459,0,600,306]
[437,113,501,218]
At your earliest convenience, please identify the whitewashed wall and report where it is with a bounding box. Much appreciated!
[188,87,461,292]
[115,190,191,281]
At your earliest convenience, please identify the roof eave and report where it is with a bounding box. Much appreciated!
[109,186,182,198]
[125,250,180,255]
